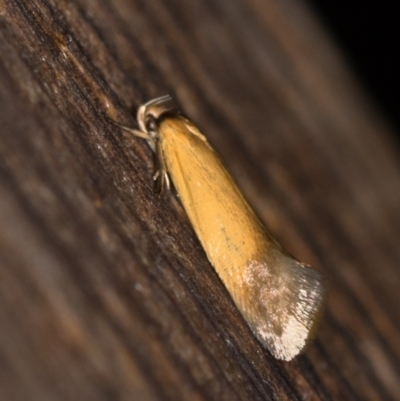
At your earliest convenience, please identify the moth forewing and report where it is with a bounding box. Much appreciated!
[239,253,325,360]
[157,115,325,360]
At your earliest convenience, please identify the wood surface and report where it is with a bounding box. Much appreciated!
[1,0,400,400]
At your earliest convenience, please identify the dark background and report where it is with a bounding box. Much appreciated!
[306,1,400,135]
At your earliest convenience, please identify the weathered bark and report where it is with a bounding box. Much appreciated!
[1,0,400,400]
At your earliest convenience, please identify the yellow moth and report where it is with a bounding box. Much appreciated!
[111,95,325,361]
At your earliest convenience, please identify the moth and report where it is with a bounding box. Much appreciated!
[111,95,325,360]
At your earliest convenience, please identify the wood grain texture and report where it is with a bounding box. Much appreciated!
[0,0,399,400]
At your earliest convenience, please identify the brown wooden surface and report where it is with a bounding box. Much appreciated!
[1,0,400,400]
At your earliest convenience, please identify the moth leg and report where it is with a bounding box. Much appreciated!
[154,140,170,193]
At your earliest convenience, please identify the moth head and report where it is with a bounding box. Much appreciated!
[137,95,173,140]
